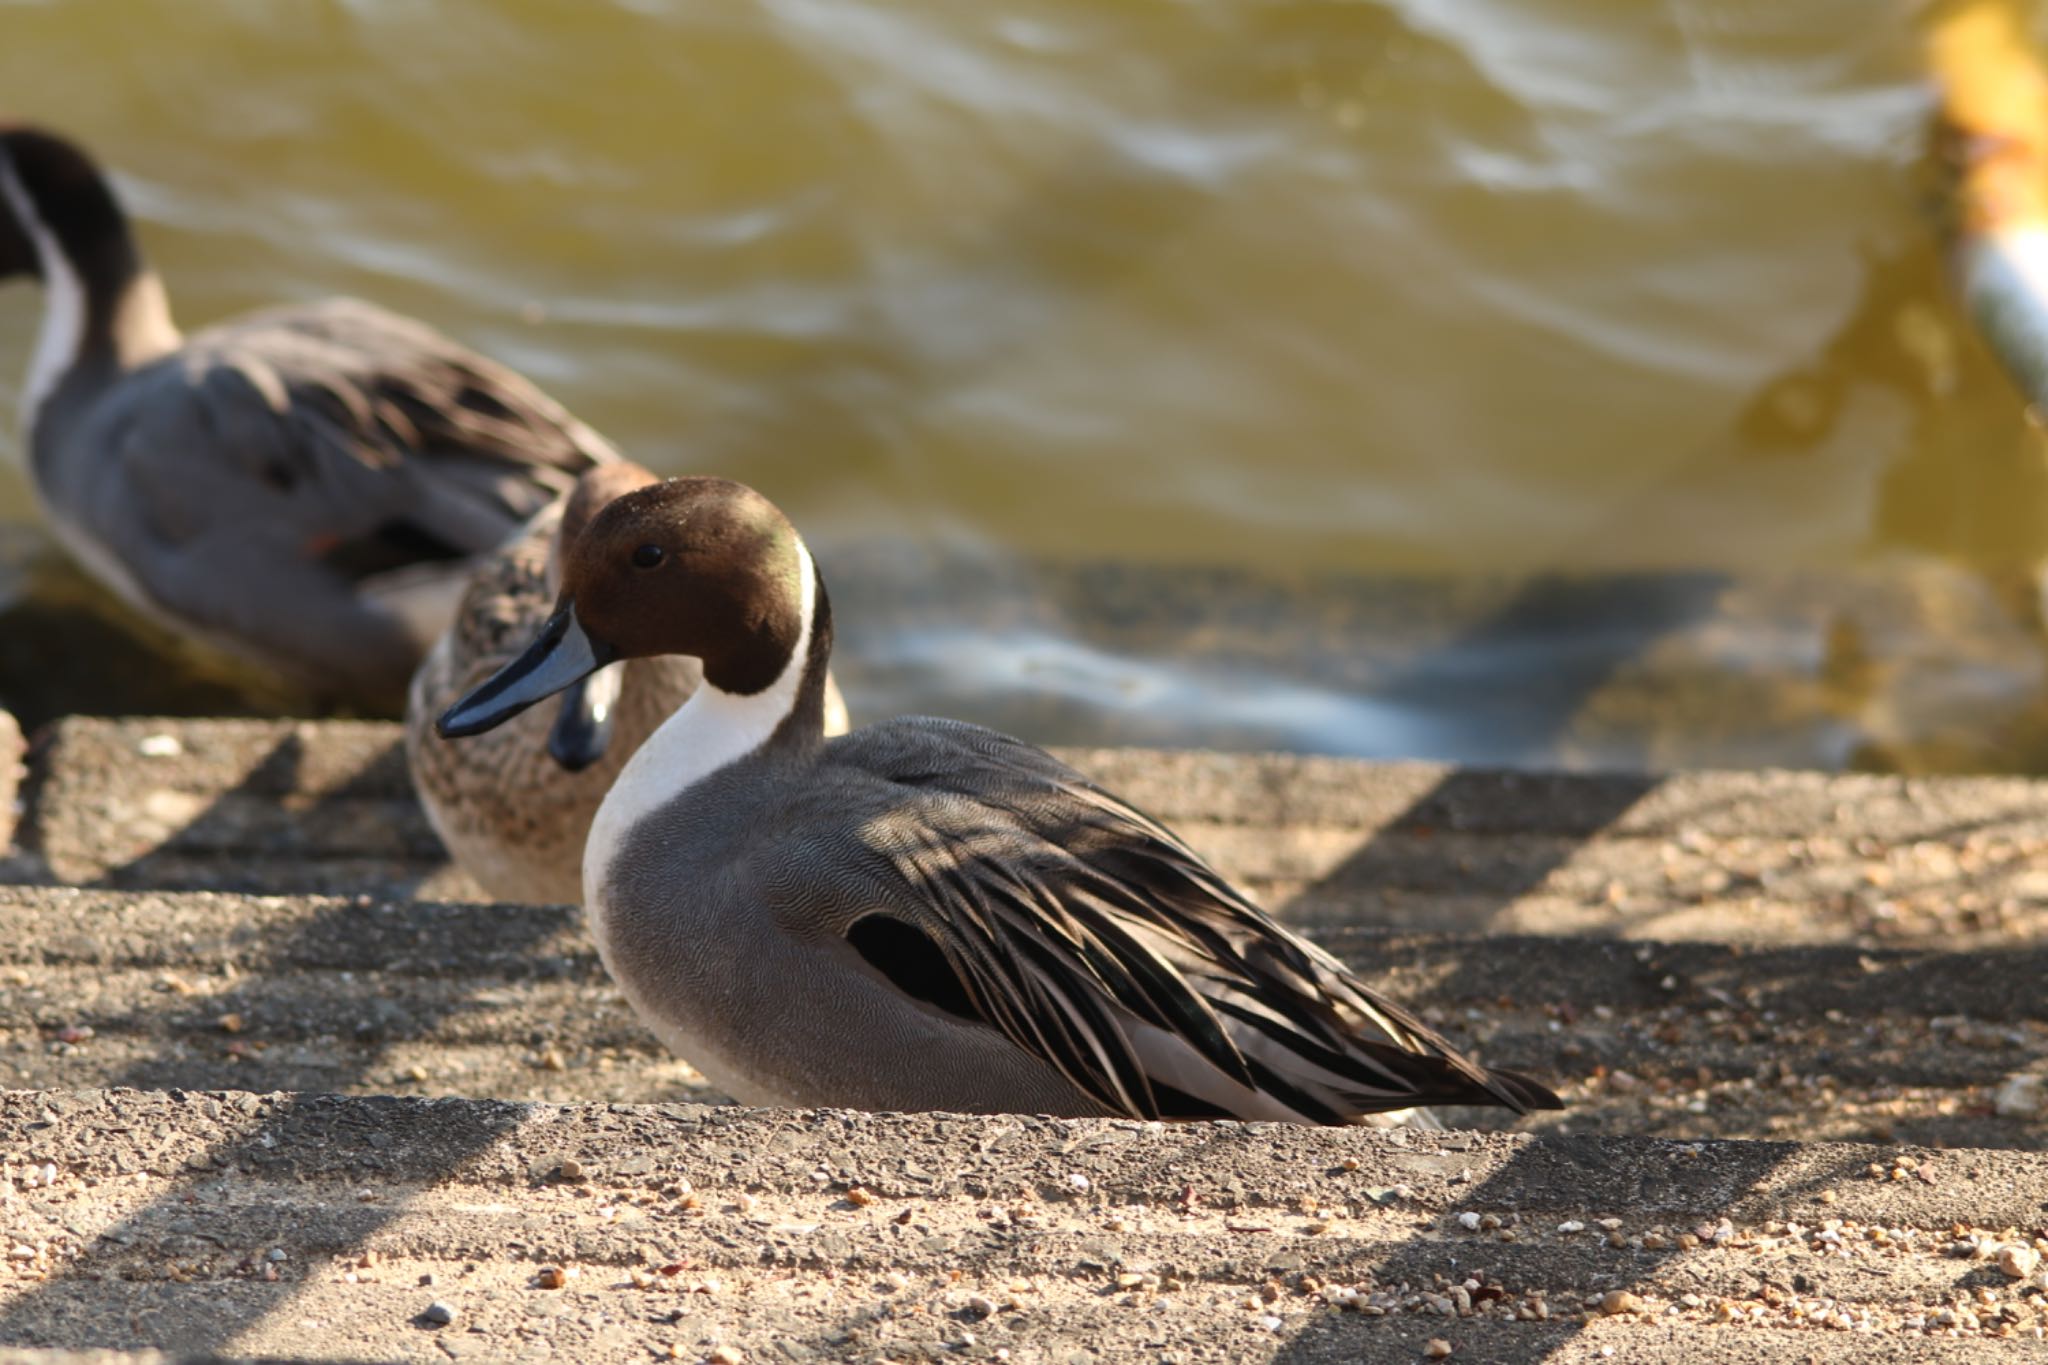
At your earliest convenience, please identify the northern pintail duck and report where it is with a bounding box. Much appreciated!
[438,477,1562,1124]
[0,124,615,709]
[406,460,849,903]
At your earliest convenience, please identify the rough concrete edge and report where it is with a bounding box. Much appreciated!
[16,1088,2047,1214]
[0,707,18,853]
[0,707,35,887]
[0,712,51,885]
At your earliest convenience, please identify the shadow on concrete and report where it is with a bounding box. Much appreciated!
[84,729,441,900]
[1266,572,1731,932]
[0,739,563,1355]
[1267,1134,1862,1364]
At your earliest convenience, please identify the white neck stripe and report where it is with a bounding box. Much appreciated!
[582,536,818,909]
[0,151,87,444]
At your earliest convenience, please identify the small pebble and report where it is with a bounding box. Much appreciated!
[1999,1245,2041,1281]
[708,1348,744,1365]
[420,1302,455,1327]
[1424,1340,1452,1359]
[138,734,183,757]
[1599,1290,1644,1316]
[535,1266,566,1290]
[1456,1212,1480,1232]
[845,1186,876,1207]
[554,1159,586,1183]
[966,1294,997,1317]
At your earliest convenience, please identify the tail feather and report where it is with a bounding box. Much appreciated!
[1480,1065,1566,1113]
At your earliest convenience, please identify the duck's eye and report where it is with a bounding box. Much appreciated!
[631,544,665,570]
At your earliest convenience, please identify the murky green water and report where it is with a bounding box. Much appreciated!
[4,0,2048,771]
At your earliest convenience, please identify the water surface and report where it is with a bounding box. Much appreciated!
[2,0,2045,771]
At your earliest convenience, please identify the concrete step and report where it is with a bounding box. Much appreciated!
[0,1091,2038,1361]
[15,717,2048,950]
[0,715,2042,1359]
[0,885,2037,1155]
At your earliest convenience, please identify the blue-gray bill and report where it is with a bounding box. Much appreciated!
[436,605,611,739]
[546,660,624,771]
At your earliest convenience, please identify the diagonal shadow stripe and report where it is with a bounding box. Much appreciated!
[1360,572,1732,771]
[1266,1132,1838,1364]
[1263,573,1735,951]
[0,737,572,1355]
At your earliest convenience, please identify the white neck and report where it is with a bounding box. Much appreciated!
[582,537,819,910]
[0,153,86,444]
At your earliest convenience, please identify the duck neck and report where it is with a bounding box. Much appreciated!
[583,538,833,907]
[681,535,835,764]
[0,153,179,443]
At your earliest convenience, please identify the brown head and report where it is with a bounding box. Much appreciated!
[545,459,662,592]
[438,477,819,740]
[565,477,808,694]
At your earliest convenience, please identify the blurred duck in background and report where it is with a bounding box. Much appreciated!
[0,123,616,711]
[406,461,850,904]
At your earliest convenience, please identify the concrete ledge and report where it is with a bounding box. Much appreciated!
[0,718,2042,1360]
[0,710,18,856]
[17,718,2048,949]
[0,885,2038,1153]
[0,1091,2038,1361]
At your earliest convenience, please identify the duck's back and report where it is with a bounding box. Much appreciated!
[589,715,1552,1123]
[34,298,612,705]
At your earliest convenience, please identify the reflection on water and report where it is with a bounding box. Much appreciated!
[2,1,2047,771]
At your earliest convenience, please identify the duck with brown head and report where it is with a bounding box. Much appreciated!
[439,476,1564,1125]
[407,462,849,905]
[0,123,618,711]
